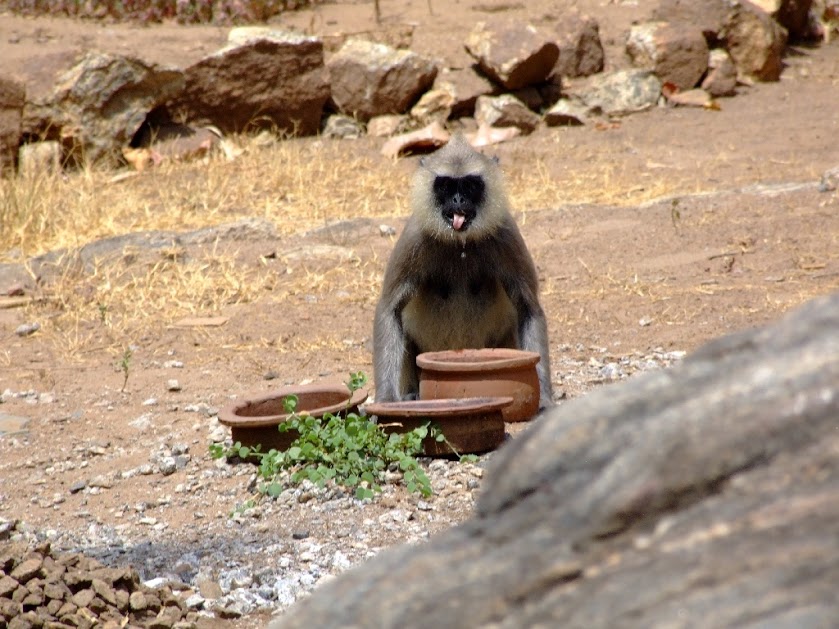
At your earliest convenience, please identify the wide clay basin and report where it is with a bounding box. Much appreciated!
[417,348,540,422]
[218,383,368,451]
[364,396,512,456]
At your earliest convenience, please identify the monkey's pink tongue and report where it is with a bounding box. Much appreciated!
[452,213,466,231]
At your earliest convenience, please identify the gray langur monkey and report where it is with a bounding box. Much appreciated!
[373,134,554,408]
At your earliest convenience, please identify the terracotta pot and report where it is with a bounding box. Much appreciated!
[417,348,540,422]
[364,396,512,456]
[218,383,368,451]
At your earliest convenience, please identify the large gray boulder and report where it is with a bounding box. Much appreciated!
[270,291,839,628]
[169,30,329,135]
[327,39,437,122]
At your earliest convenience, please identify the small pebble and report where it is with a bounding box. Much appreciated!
[158,457,177,476]
[69,480,87,494]
[15,322,40,337]
[166,379,182,392]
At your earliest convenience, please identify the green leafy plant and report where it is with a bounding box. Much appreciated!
[118,347,133,392]
[210,372,438,501]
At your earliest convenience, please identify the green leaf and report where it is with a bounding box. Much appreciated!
[283,394,298,413]
[266,483,283,497]
[355,486,374,500]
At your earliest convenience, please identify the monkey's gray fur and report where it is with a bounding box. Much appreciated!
[373,135,554,408]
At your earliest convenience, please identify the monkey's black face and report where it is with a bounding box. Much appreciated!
[433,175,485,232]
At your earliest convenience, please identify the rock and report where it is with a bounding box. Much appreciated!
[465,21,559,90]
[380,121,450,158]
[474,94,541,135]
[169,30,328,136]
[661,83,718,108]
[270,292,839,628]
[52,53,184,165]
[128,590,148,611]
[158,457,178,476]
[14,322,39,337]
[552,10,605,78]
[69,480,87,495]
[10,557,42,583]
[18,141,61,178]
[410,86,456,123]
[464,124,522,149]
[544,99,588,126]
[722,1,788,81]
[653,0,787,82]
[166,380,182,392]
[88,475,114,489]
[751,0,814,39]
[197,578,223,600]
[627,21,709,90]
[701,48,738,96]
[366,114,410,138]
[328,39,437,122]
[11,51,79,143]
[0,76,24,174]
[652,0,737,40]
[819,165,839,192]
[322,115,364,140]
[71,588,95,608]
[0,576,17,598]
[576,70,662,116]
[433,67,497,118]
[126,124,222,170]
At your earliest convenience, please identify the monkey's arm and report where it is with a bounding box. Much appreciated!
[372,225,421,402]
[497,223,555,408]
[373,286,414,402]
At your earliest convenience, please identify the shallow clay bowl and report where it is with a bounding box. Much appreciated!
[417,348,541,422]
[364,396,512,456]
[218,383,368,451]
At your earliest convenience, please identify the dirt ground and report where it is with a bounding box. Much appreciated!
[1,1,839,626]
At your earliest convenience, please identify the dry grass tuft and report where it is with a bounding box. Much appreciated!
[1,134,695,357]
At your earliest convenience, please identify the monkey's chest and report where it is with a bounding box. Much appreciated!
[401,276,517,352]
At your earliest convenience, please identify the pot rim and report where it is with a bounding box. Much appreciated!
[416,348,540,372]
[218,383,368,428]
[365,396,514,418]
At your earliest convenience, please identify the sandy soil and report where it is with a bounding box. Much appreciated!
[1,1,839,626]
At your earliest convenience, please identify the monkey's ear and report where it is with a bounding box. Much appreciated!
[492,156,500,165]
